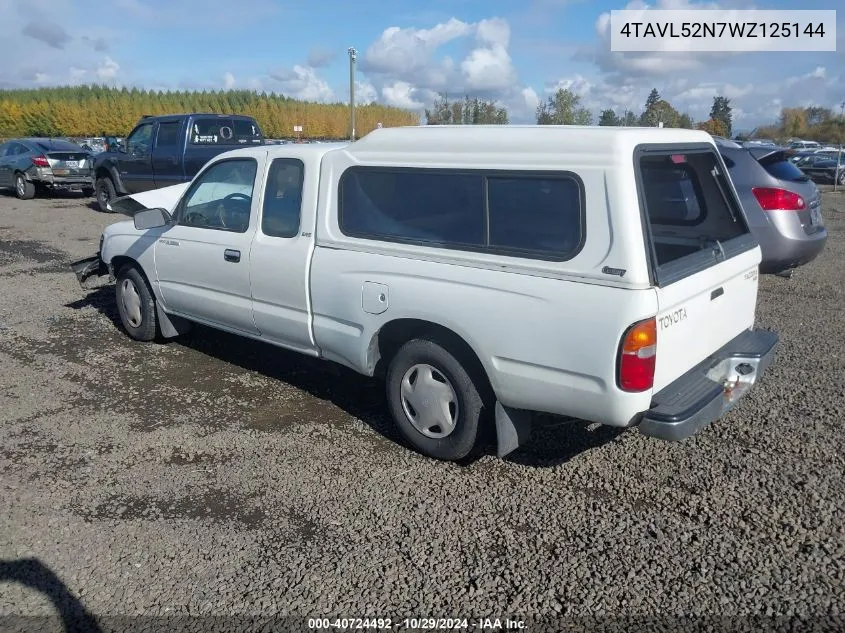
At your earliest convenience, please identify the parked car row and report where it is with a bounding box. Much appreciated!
[797,152,845,186]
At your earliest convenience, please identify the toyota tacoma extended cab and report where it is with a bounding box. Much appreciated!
[72,126,779,462]
[92,112,264,212]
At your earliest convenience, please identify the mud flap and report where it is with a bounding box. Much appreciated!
[156,303,192,339]
[495,402,532,458]
[70,254,108,289]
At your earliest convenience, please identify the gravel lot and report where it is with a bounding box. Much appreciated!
[0,188,843,633]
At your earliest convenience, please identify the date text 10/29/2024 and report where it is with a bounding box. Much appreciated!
[308,617,527,630]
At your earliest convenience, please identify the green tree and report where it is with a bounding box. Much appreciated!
[536,88,592,125]
[696,118,728,137]
[677,113,694,129]
[642,99,682,127]
[805,106,832,127]
[621,110,638,127]
[0,84,420,138]
[598,109,621,126]
[710,96,733,137]
[644,88,660,111]
[779,107,808,139]
[425,93,508,125]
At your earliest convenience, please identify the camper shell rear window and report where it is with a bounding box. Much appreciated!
[636,145,756,287]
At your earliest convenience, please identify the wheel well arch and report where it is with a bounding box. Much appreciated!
[110,255,149,284]
[369,318,495,401]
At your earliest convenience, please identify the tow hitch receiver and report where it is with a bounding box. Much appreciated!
[70,254,108,289]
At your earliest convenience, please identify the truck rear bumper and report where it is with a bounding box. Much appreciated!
[638,329,779,441]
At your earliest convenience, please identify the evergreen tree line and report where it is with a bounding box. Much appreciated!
[0,84,419,139]
[2,84,839,145]
[424,87,735,137]
[539,87,730,135]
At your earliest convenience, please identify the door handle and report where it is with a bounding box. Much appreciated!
[224,249,241,263]
[711,287,724,300]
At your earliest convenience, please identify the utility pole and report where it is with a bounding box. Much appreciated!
[348,47,357,141]
[837,101,845,192]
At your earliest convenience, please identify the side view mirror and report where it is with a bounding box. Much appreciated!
[133,207,172,230]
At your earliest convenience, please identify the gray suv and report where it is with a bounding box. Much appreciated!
[715,138,827,276]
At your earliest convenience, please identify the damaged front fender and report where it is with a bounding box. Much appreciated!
[70,254,108,289]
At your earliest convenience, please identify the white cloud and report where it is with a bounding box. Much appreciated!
[355,80,378,105]
[381,81,424,110]
[461,19,518,92]
[69,67,87,81]
[96,56,120,81]
[364,18,473,75]
[269,64,334,102]
[358,16,529,118]
[587,0,733,78]
[223,71,236,89]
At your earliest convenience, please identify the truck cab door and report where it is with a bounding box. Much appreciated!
[118,121,155,193]
[153,155,264,335]
[152,120,185,188]
[250,155,318,354]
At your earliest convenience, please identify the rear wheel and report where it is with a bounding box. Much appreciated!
[385,338,484,461]
[115,265,158,342]
[95,176,116,212]
[14,173,35,200]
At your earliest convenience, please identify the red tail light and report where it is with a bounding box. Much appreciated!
[31,155,49,168]
[618,317,657,392]
[752,187,805,211]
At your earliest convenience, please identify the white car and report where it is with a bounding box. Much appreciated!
[72,126,778,461]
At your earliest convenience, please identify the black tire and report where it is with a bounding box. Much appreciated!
[14,173,35,200]
[115,265,158,342]
[95,176,116,212]
[385,338,484,461]
[82,187,95,198]
[838,170,845,186]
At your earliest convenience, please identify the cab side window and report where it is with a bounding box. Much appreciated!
[262,158,304,238]
[177,158,257,233]
[126,123,154,154]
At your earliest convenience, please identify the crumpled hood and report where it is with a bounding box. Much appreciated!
[108,182,189,215]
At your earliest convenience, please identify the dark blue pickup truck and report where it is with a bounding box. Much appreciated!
[93,113,264,211]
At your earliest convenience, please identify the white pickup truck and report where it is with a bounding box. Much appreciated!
[72,126,778,461]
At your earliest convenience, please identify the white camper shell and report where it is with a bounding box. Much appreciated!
[72,126,778,461]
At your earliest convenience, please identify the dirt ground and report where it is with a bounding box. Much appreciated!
[0,187,843,632]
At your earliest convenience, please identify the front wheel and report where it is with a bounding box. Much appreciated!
[385,338,484,461]
[838,170,845,186]
[95,176,116,212]
[115,265,158,341]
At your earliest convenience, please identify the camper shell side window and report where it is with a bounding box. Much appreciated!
[337,166,586,262]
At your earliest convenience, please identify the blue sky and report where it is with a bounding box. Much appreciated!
[1,0,843,129]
